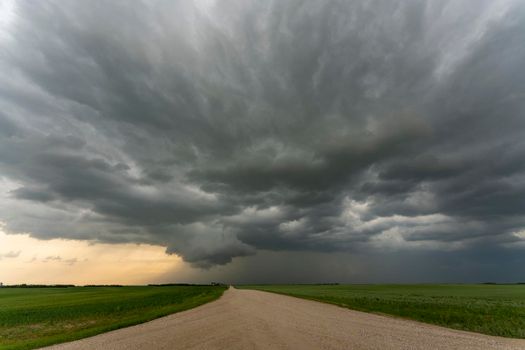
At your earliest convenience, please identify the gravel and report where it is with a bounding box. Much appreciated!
[43,287,525,350]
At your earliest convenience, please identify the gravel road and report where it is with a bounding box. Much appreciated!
[43,287,525,350]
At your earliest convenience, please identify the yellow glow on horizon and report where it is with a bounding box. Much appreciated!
[0,228,184,285]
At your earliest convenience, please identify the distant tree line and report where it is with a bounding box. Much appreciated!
[83,284,124,287]
[148,282,227,287]
[1,284,75,288]
[0,283,228,288]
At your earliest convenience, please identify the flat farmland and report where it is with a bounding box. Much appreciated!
[0,285,226,350]
[238,284,525,338]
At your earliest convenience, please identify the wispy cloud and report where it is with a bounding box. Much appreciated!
[42,255,62,262]
[0,250,21,259]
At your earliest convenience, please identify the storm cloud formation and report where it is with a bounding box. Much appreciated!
[1,0,525,279]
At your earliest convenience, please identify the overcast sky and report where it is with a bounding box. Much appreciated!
[1,0,525,284]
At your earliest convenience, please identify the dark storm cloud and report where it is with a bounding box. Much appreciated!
[1,0,525,277]
[157,248,525,285]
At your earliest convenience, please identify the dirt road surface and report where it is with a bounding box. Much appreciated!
[44,287,525,350]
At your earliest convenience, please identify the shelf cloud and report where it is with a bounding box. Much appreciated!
[1,0,524,280]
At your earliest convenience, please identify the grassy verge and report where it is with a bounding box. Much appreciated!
[0,285,226,350]
[238,284,525,338]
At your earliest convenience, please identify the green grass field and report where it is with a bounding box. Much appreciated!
[0,285,226,350]
[238,284,525,338]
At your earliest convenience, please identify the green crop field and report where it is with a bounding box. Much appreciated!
[238,284,525,338]
[0,285,226,350]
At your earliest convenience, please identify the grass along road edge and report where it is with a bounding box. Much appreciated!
[237,284,525,338]
[0,285,227,350]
